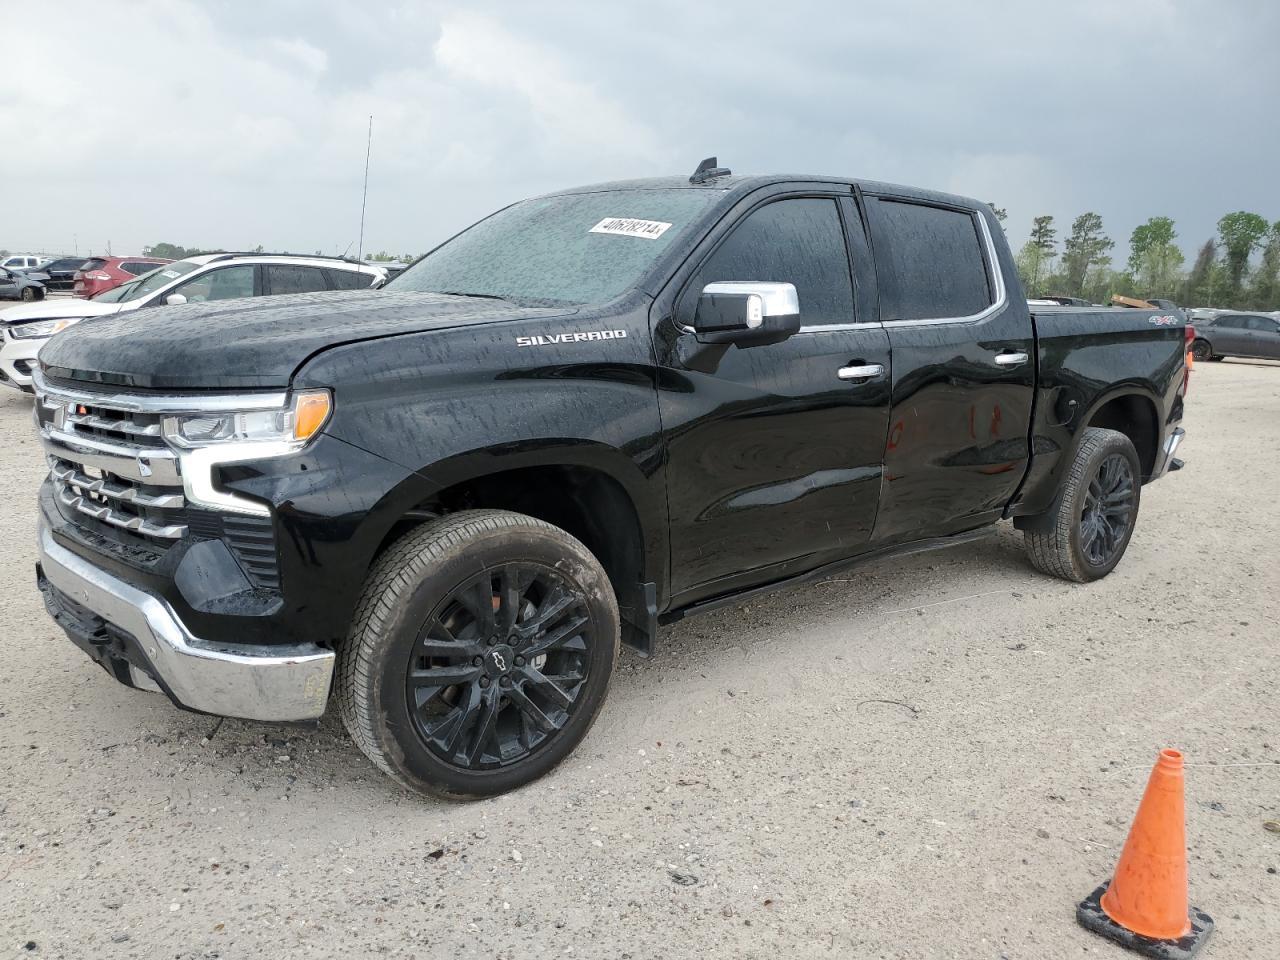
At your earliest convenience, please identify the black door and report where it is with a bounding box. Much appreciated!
[864,196,1036,543]
[653,192,891,604]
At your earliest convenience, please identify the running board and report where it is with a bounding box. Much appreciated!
[661,525,997,625]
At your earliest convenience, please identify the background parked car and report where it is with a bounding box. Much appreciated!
[1190,312,1280,362]
[26,257,87,293]
[72,256,172,298]
[0,253,387,392]
[1,254,51,271]
[0,267,47,302]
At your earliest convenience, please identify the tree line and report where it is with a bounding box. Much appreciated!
[988,206,1280,310]
[142,243,420,264]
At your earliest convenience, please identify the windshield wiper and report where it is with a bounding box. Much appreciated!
[436,290,512,302]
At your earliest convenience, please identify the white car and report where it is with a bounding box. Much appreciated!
[1,254,53,271]
[0,253,387,392]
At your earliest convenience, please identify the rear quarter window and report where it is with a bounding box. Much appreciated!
[868,199,992,321]
[327,268,374,290]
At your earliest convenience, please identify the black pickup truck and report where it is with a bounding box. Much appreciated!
[32,163,1188,798]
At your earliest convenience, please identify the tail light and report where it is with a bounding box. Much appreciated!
[1183,325,1195,391]
[84,271,112,281]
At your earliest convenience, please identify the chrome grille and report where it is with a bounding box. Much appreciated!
[38,389,190,547]
[34,373,283,587]
[51,458,188,540]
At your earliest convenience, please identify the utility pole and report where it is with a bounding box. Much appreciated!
[357,115,373,264]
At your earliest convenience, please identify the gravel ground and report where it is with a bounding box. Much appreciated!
[1,361,1277,959]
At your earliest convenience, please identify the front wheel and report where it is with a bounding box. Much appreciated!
[1190,339,1213,362]
[1022,427,1142,583]
[337,510,620,799]
[20,286,40,301]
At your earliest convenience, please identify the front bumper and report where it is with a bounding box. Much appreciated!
[37,520,334,721]
[0,331,41,391]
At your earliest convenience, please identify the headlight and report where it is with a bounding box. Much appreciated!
[162,390,332,450]
[9,317,85,339]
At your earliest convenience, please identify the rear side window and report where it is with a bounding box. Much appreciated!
[1214,315,1246,329]
[868,199,992,321]
[267,265,328,294]
[327,268,373,290]
[1245,315,1278,332]
[683,197,854,326]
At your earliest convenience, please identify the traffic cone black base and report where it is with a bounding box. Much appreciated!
[1077,882,1215,960]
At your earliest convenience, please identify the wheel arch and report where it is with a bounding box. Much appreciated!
[1079,389,1161,480]
[362,440,665,655]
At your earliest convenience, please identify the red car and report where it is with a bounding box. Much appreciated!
[73,256,172,298]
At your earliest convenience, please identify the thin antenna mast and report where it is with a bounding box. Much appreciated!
[357,115,373,263]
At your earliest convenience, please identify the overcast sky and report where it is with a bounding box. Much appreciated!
[2,0,1276,263]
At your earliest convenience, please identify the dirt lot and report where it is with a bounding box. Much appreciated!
[1,361,1277,959]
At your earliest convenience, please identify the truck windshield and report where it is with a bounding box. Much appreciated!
[389,189,718,306]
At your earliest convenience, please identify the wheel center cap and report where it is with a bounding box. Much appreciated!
[485,644,515,676]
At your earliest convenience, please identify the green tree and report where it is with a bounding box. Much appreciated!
[988,203,1008,225]
[144,242,192,259]
[1217,211,1269,303]
[1183,239,1218,305]
[1248,221,1280,309]
[1062,212,1114,296]
[1015,215,1057,296]
[1127,217,1185,299]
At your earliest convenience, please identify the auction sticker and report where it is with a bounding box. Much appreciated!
[589,217,672,240]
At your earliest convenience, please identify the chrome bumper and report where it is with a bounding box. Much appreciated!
[37,522,334,721]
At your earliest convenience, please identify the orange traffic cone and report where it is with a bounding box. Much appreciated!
[1077,749,1214,959]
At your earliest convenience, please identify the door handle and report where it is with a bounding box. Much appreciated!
[993,351,1029,367]
[837,363,885,381]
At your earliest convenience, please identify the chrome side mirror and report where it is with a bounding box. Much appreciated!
[693,281,801,347]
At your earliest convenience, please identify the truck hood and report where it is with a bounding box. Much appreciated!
[38,290,573,390]
[1,298,125,325]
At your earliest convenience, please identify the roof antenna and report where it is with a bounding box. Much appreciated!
[689,156,731,184]
[357,115,373,263]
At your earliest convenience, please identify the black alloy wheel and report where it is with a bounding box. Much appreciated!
[406,563,593,771]
[338,509,619,799]
[1079,453,1136,568]
[1190,339,1213,362]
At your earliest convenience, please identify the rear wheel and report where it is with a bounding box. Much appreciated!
[1022,427,1142,583]
[337,509,619,799]
[1190,339,1213,362]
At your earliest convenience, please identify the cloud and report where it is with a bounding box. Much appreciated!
[0,0,1275,260]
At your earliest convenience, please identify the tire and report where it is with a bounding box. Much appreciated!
[1022,427,1142,583]
[20,286,39,301]
[1190,339,1213,362]
[337,509,620,799]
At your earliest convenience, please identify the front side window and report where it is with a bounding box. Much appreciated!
[172,265,256,302]
[110,259,201,302]
[869,199,992,321]
[682,197,854,325]
[389,188,719,306]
